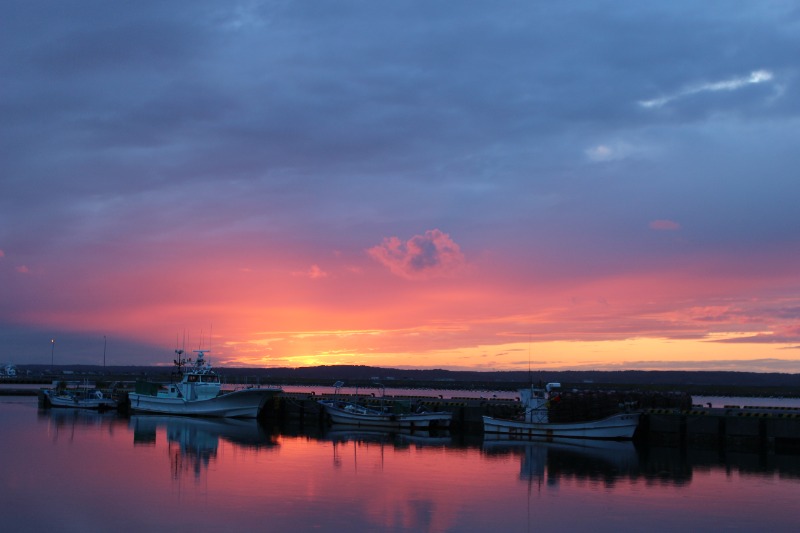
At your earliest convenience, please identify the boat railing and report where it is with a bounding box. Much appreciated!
[222,375,267,392]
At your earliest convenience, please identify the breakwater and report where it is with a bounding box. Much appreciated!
[273,391,800,453]
[0,388,38,396]
[646,405,800,453]
[271,388,693,430]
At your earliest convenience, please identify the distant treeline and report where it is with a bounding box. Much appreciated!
[14,364,800,396]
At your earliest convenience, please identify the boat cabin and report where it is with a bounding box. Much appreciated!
[520,382,561,424]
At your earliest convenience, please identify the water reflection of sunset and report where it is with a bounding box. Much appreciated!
[3,399,800,531]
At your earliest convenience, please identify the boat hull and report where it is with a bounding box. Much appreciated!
[129,388,280,418]
[482,412,640,440]
[319,400,452,430]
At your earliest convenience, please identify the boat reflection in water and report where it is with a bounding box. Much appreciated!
[323,426,451,445]
[321,426,452,469]
[39,403,126,442]
[483,434,641,486]
[130,415,278,479]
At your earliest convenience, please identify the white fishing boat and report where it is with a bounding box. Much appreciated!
[482,383,640,440]
[318,382,452,430]
[128,349,281,418]
[42,381,118,410]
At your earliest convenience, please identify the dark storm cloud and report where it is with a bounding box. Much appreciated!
[2,1,797,248]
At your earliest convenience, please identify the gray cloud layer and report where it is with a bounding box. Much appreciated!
[4,1,798,250]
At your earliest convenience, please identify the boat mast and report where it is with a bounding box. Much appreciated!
[527,333,532,386]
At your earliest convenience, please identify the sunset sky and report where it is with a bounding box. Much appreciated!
[2,1,800,372]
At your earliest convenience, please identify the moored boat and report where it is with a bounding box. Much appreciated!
[42,381,118,410]
[482,382,640,440]
[318,382,452,430]
[128,349,281,418]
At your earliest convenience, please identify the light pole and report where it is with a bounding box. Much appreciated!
[103,336,107,369]
[50,338,55,368]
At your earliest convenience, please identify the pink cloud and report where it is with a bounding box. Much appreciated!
[0,249,5,258]
[307,265,328,279]
[367,229,466,280]
[16,265,30,274]
[649,219,681,230]
[291,264,329,279]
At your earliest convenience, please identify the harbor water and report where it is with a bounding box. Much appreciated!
[1,395,799,532]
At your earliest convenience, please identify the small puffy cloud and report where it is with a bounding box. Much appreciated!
[586,145,613,161]
[368,229,466,280]
[649,219,681,231]
[292,264,328,280]
[0,249,5,258]
[585,141,635,162]
[16,265,30,274]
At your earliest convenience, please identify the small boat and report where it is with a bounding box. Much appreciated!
[128,349,282,418]
[318,382,452,430]
[42,381,118,411]
[482,382,640,440]
[319,401,453,430]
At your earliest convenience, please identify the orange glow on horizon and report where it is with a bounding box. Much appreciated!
[6,243,800,372]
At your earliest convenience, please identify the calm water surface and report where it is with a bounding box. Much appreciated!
[1,396,798,532]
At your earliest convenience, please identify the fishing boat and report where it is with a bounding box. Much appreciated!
[42,381,118,410]
[318,381,452,430]
[128,349,281,418]
[482,382,640,440]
